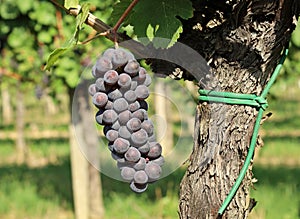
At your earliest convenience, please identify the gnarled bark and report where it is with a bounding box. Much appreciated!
[179,0,298,218]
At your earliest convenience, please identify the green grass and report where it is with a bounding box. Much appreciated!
[250,165,300,219]
[257,136,300,161]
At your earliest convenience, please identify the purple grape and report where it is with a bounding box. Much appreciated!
[147,142,162,159]
[124,60,140,76]
[95,78,107,92]
[111,120,121,130]
[105,129,118,142]
[143,74,152,87]
[113,98,129,113]
[135,85,149,100]
[132,109,148,121]
[102,109,118,124]
[135,67,147,84]
[108,89,122,101]
[141,120,154,136]
[148,133,156,142]
[94,57,113,77]
[118,126,131,140]
[95,110,104,125]
[104,70,119,85]
[120,167,136,182]
[137,142,150,154]
[134,170,148,184]
[128,101,140,112]
[92,92,108,108]
[102,48,115,60]
[130,181,148,193]
[118,73,132,88]
[124,90,137,103]
[124,147,141,162]
[103,125,112,135]
[133,157,146,170]
[131,129,148,146]
[126,118,141,132]
[152,155,164,166]
[88,83,97,96]
[113,138,130,154]
[104,100,114,110]
[145,162,162,181]
[130,80,138,90]
[112,48,134,67]
[118,110,131,125]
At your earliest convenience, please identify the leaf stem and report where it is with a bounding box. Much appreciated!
[112,0,140,32]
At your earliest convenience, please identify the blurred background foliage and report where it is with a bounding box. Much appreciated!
[0,1,299,218]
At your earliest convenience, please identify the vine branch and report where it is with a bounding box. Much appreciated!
[49,0,147,57]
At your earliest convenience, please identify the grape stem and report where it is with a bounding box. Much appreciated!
[113,0,140,33]
[49,0,147,58]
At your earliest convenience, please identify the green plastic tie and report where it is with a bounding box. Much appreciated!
[197,46,289,216]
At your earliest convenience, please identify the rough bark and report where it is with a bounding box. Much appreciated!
[69,81,104,219]
[179,0,298,218]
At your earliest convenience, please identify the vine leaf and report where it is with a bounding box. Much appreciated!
[111,0,193,48]
[64,0,79,9]
[44,3,90,71]
[44,47,70,71]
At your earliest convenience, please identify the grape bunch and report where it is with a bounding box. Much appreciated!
[89,47,164,193]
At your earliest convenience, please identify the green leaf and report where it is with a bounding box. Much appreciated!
[77,3,90,30]
[64,0,79,9]
[111,0,193,48]
[44,47,70,71]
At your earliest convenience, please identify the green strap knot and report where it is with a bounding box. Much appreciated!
[197,46,289,216]
[254,96,268,110]
[198,90,268,110]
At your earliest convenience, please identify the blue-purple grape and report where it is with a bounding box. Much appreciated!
[137,142,150,154]
[145,162,162,181]
[132,109,148,121]
[105,129,118,142]
[124,90,137,103]
[124,60,140,76]
[147,142,162,159]
[118,126,131,140]
[92,92,108,108]
[128,101,140,112]
[131,129,148,146]
[133,157,146,170]
[108,89,122,101]
[120,166,136,182]
[102,109,118,124]
[94,57,112,77]
[126,118,141,132]
[130,181,148,193]
[104,70,119,85]
[133,170,148,184]
[141,120,154,136]
[112,48,134,67]
[124,147,141,162]
[118,110,131,125]
[88,83,97,96]
[135,85,149,100]
[113,98,128,113]
[118,73,131,88]
[113,138,130,154]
